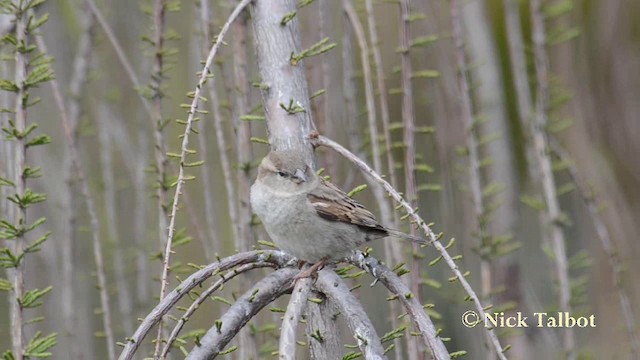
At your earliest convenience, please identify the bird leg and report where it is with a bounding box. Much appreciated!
[292,257,329,286]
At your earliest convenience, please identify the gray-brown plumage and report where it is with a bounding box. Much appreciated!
[250,150,425,265]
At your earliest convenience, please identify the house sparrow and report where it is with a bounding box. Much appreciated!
[250,150,426,277]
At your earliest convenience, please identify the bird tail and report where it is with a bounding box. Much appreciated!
[385,228,433,247]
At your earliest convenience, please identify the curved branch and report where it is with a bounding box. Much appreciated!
[347,252,450,359]
[312,135,508,357]
[161,262,278,357]
[186,268,298,359]
[279,278,313,360]
[314,270,387,360]
[118,250,293,360]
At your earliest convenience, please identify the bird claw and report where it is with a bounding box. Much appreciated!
[291,257,328,288]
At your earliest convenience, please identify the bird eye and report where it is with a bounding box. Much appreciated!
[277,171,287,177]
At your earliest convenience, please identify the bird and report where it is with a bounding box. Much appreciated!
[250,149,427,280]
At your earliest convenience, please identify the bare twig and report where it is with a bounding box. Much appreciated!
[186,268,298,359]
[312,135,508,359]
[279,278,312,360]
[530,0,575,357]
[118,250,293,359]
[314,270,387,360]
[161,262,277,357]
[347,252,451,360]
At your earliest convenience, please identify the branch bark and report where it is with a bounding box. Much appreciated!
[186,268,297,360]
[251,0,317,164]
[314,270,387,360]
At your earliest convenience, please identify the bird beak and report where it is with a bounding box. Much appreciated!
[294,168,307,183]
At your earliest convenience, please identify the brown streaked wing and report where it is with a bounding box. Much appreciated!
[307,178,388,236]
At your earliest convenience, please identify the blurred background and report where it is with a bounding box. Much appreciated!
[1,0,639,359]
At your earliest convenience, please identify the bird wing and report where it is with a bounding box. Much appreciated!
[307,178,388,237]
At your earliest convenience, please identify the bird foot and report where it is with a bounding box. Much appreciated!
[292,257,328,287]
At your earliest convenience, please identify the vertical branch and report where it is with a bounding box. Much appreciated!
[200,0,240,255]
[56,3,96,357]
[343,2,400,265]
[503,0,536,176]
[231,11,255,253]
[35,32,117,360]
[9,5,28,358]
[398,1,421,358]
[450,0,494,357]
[134,128,151,302]
[305,295,343,360]
[251,0,316,163]
[344,3,404,358]
[364,0,399,207]
[153,0,253,356]
[97,110,134,336]
[342,10,364,188]
[231,11,258,356]
[152,0,171,355]
[530,0,575,357]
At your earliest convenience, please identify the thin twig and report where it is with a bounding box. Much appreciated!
[186,268,298,359]
[118,250,293,359]
[279,278,312,360]
[161,262,277,357]
[312,135,508,359]
[530,0,575,357]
